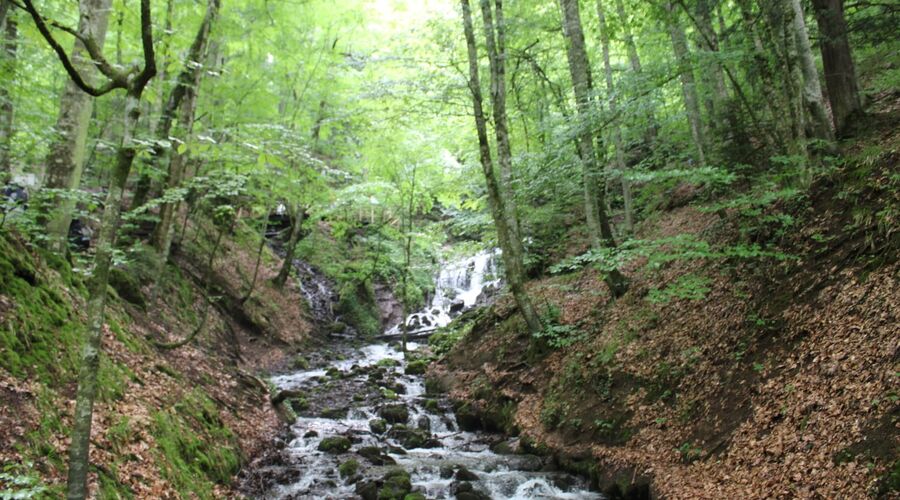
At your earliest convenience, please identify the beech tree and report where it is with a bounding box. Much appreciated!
[558,0,627,296]
[460,0,542,334]
[18,0,157,495]
[810,0,862,136]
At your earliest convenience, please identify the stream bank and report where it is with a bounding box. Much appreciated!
[240,251,605,499]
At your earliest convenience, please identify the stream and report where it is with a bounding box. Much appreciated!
[243,252,603,499]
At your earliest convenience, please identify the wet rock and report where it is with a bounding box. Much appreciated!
[358,446,397,466]
[404,359,429,375]
[378,468,411,499]
[388,425,439,450]
[454,403,482,432]
[338,458,359,479]
[325,367,343,379]
[392,382,407,395]
[416,415,431,432]
[289,398,309,413]
[449,299,466,315]
[454,466,479,481]
[490,437,522,455]
[356,480,378,500]
[303,430,319,438]
[369,418,388,435]
[317,436,351,454]
[380,404,409,424]
[320,407,348,419]
[439,465,454,479]
[424,399,440,414]
[451,481,491,500]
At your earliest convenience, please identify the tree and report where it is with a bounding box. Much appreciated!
[19,0,157,496]
[479,0,520,240]
[151,0,221,267]
[0,7,16,177]
[460,0,542,334]
[273,201,306,289]
[789,0,834,146]
[810,0,862,136]
[664,1,706,165]
[558,0,627,297]
[595,0,634,234]
[41,0,113,252]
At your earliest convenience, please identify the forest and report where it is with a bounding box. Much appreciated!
[0,0,897,498]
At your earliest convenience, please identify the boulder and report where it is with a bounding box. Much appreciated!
[404,359,429,375]
[455,466,479,481]
[358,446,396,466]
[317,436,351,454]
[338,459,359,479]
[356,480,378,500]
[369,418,388,435]
[380,404,409,424]
[378,468,412,499]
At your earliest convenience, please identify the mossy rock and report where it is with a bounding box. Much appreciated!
[338,458,359,479]
[369,418,388,435]
[108,267,146,308]
[292,355,311,370]
[424,399,440,414]
[357,446,396,466]
[380,404,409,424]
[320,407,349,419]
[378,468,411,499]
[317,436,352,454]
[404,359,428,375]
[403,494,426,500]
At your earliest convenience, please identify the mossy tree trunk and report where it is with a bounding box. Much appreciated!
[41,0,113,252]
[460,0,543,335]
[559,0,628,297]
[21,0,157,496]
[274,203,306,289]
[810,0,862,136]
[0,9,17,177]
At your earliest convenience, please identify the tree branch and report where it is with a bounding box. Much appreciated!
[132,0,157,93]
[18,0,123,96]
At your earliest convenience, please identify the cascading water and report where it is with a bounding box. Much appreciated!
[390,249,502,335]
[241,250,603,499]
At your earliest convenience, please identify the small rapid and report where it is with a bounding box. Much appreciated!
[244,251,603,499]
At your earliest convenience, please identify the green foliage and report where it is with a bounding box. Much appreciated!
[531,304,584,350]
[150,390,241,498]
[0,463,47,499]
[647,274,711,304]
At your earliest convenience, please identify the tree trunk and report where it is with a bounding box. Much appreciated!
[0,10,17,177]
[274,204,305,289]
[42,0,113,251]
[810,0,861,136]
[596,0,633,235]
[460,0,542,334]
[559,0,627,297]
[613,0,658,146]
[67,86,154,499]
[131,0,219,211]
[789,0,834,146]
[479,0,520,240]
[664,2,706,165]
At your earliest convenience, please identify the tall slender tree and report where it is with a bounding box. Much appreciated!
[789,0,834,146]
[595,0,633,234]
[558,0,627,297]
[810,0,862,136]
[41,0,113,251]
[0,8,16,177]
[20,0,156,495]
[479,0,520,240]
[460,0,542,334]
[664,2,706,165]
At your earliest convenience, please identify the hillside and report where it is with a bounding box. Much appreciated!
[428,109,900,499]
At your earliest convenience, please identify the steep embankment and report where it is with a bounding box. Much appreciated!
[0,220,312,497]
[429,112,899,498]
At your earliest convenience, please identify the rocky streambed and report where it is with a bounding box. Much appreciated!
[239,340,603,499]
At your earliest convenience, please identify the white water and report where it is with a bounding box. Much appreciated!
[390,249,501,335]
[250,251,603,499]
